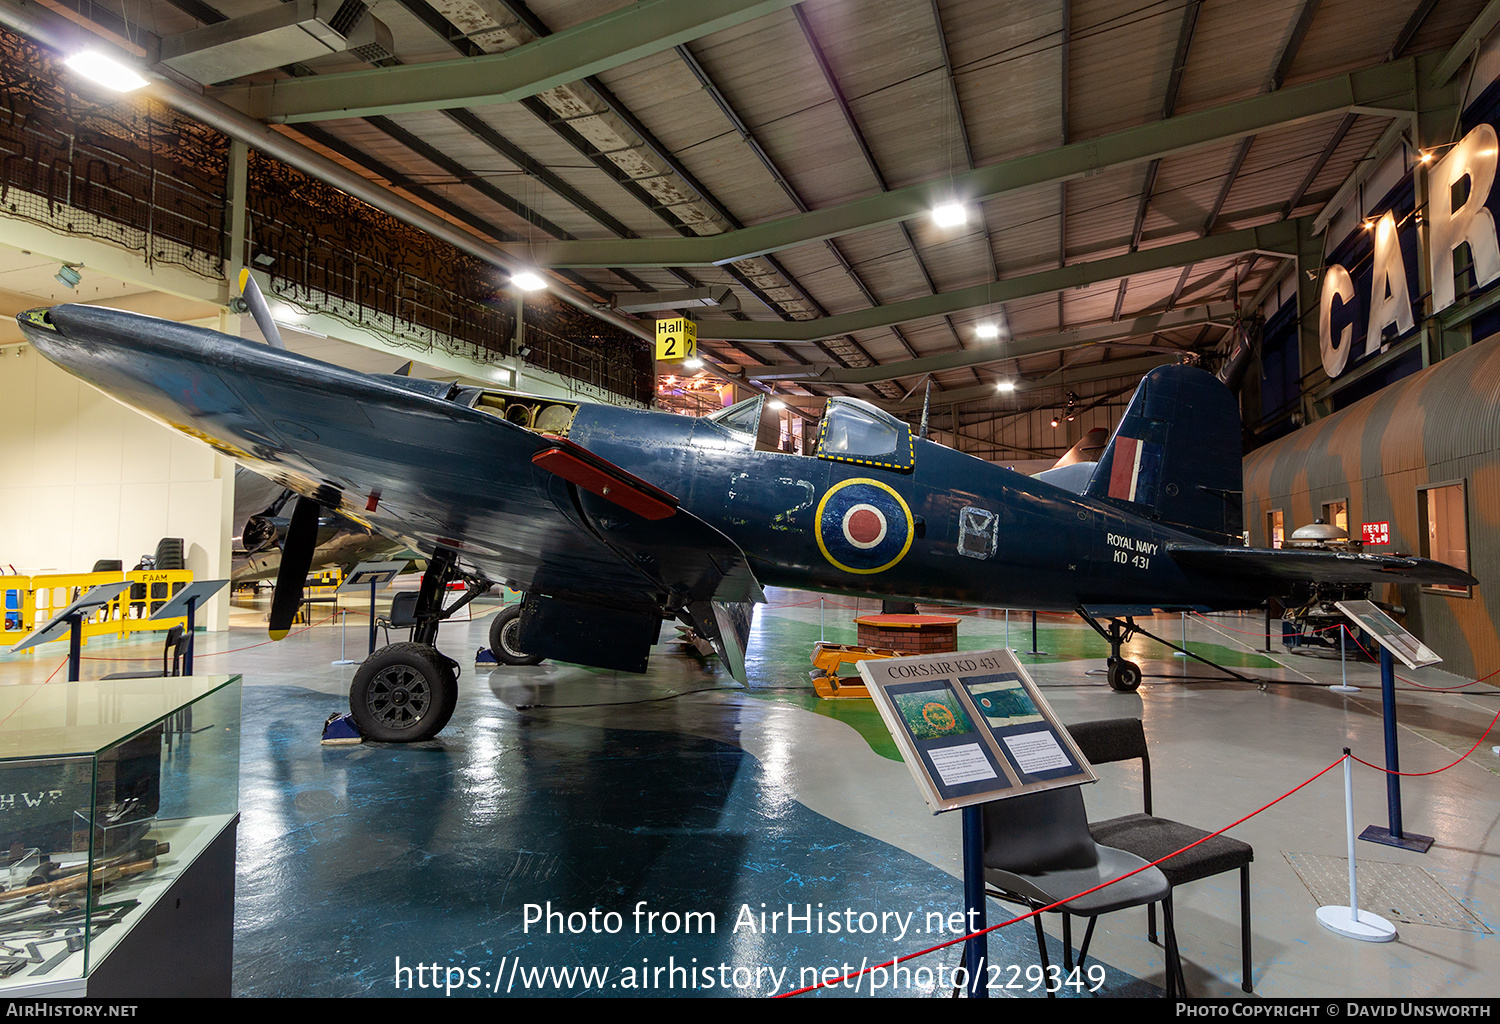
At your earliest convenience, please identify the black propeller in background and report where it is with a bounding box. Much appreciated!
[269,495,320,639]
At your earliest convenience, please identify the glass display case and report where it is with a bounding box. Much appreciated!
[0,674,240,995]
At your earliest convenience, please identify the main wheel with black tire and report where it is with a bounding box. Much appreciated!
[349,642,458,742]
[489,604,544,665]
[1107,658,1143,692]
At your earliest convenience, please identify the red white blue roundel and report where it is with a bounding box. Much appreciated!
[815,478,915,575]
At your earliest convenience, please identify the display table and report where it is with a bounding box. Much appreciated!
[854,614,961,654]
[0,674,242,997]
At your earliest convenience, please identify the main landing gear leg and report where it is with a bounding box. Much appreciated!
[1077,609,1258,691]
[1078,612,1144,692]
[348,547,490,742]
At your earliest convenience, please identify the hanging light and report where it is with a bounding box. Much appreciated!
[511,270,546,291]
[931,202,968,228]
[64,51,149,92]
[995,380,1014,392]
[975,322,1001,340]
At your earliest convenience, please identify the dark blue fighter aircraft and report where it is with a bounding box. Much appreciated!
[17,304,1475,741]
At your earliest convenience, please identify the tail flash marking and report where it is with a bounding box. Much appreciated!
[1107,436,1162,505]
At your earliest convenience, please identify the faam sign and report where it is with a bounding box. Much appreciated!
[1320,124,1500,377]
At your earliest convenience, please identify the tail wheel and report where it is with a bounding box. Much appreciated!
[1107,659,1143,692]
[350,642,457,742]
[489,604,544,666]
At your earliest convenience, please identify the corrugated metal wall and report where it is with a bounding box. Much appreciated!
[1244,334,1500,679]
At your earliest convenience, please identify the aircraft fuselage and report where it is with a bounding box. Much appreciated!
[19,303,1267,618]
[569,404,1262,614]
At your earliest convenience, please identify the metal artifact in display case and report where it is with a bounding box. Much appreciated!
[0,674,241,997]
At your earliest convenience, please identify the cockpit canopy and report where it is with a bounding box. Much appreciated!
[705,394,914,471]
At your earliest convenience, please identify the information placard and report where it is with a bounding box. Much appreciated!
[1335,599,1442,670]
[334,561,409,593]
[857,648,1094,813]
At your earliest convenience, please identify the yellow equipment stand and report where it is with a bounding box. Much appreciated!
[808,641,900,699]
[1,569,195,649]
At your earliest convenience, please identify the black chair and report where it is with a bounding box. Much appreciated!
[101,625,188,680]
[1067,717,1255,993]
[376,591,421,646]
[982,784,1184,997]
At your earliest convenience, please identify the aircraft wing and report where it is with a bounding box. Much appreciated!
[1166,543,1478,588]
[19,305,761,675]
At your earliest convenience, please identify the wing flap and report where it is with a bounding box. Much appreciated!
[532,437,678,520]
[1167,543,1478,588]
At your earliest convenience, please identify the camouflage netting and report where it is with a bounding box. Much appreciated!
[0,32,225,277]
[0,29,651,403]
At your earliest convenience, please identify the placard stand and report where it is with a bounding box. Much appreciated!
[147,579,229,676]
[8,582,131,681]
[335,561,408,656]
[1335,600,1438,853]
[858,649,1096,999]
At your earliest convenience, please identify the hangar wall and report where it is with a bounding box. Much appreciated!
[0,333,234,631]
[1244,333,1500,679]
[1243,34,1500,680]
[1236,38,1500,680]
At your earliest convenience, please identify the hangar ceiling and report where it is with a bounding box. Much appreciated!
[0,0,1494,418]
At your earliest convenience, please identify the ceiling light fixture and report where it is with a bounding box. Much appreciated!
[511,271,546,291]
[54,264,82,289]
[64,51,149,92]
[975,322,1000,340]
[684,357,703,369]
[995,380,1014,392]
[931,202,968,228]
[769,398,786,410]
[1050,415,1060,428]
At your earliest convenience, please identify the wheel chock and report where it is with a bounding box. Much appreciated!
[321,712,363,745]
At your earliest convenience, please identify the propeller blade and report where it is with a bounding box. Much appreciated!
[237,268,285,350]
[268,495,319,639]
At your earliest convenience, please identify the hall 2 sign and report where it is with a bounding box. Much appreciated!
[1319,124,1500,377]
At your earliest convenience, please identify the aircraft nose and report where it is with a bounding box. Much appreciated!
[17,303,253,431]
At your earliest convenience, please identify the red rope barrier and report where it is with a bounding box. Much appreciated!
[777,756,1347,997]
[1348,702,1500,777]
[1342,628,1500,692]
[76,612,341,662]
[0,657,71,729]
[1191,610,1342,637]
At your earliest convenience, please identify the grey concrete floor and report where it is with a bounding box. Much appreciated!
[2,586,1498,998]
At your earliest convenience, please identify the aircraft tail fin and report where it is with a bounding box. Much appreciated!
[1084,365,1243,544]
